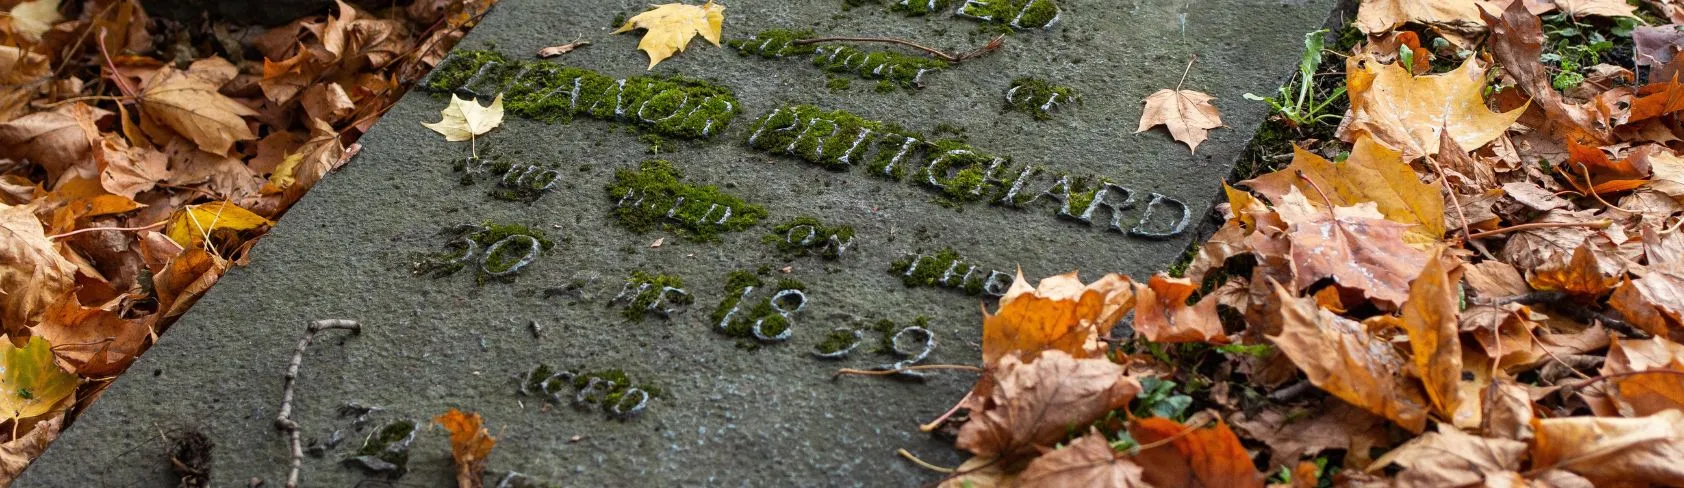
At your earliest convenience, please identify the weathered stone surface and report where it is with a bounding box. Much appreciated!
[22,0,1337,485]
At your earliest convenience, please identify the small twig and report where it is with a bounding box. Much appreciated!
[1526,325,1593,381]
[1471,291,1567,307]
[897,448,955,474]
[1559,369,1684,392]
[1575,163,1639,214]
[792,35,1005,64]
[918,390,973,433]
[1430,159,1473,240]
[1132,418,1213,453]
[1175,54,1198,91]
[834,364,983,378]
[1466,220,1612,240]
[1267,380,1314,402]
[276,319,362,488]
[48,221,166,240]
[97,28,138,100]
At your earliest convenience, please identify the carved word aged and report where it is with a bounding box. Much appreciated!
[606,159,768,242]
[414,224,556,281]
[422,50,740,139]
[765,217,856,260]
[518,365,656,421]
[712,272,809,346]
[611,271,693,321]
[890,248,1013,297]
[746,104,1192,238]
[1005,77,1079,120]
[455,154,562,203]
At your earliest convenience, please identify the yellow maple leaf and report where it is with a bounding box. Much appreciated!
[612,0,725,70]
[0,336,78,422]
[1137,88,1225,154]
[164,201,273,251]
[1242,136,1446,245]
[981,271,1135,368]
[422,93,504,142]
[1344,52,1524,160]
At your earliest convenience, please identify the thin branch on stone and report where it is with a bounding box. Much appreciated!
[792,34,1006,64]
[276,319,362,488]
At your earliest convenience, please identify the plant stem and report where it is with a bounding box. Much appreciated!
[1466,220,1612,240]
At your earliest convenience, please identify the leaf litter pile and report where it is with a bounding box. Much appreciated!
[0,0,494,480]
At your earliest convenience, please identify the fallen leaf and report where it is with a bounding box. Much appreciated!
[1354,0,1483,35]
[1605,337,1684,417]
[1017,430,1150,488]
[956,350,1140,459]
[1128,417,1263,488]
[1266,279,1429,432]
[163,201,273,252]
[260,47,315,105]
[1274,187,1429,306]
[1464,260,1530,298]
[1243,137,1445,244]
[1229,400,1391,470]
[34,297,149,378]
[7,0,63,40]
[0,46,50,124]
[1137,88,1225,154]
[423,93,505,142]
[939,456,1018,488]
[1531,409,1684,486]
[537,40,592,58]
[1366,425,1527,487]
[1500,181,1569,212]
[0,336,78,422]
[981,271,1135,367]
[436,408,496,488]
[0,412,61,480]
[1133,274,1228,344]
[612,0,725,69]
[1529,242,1619,298]
[0,202,76,340]
[1394,247,1464,418]
[1540,0,1639,19]
[1343,52,1525,160]
[1609,267,1684,341]
[152,247,225,320]
[139,67,259,156]
[0,103,108,188]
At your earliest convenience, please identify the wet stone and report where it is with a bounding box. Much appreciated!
[22,0,1339,486]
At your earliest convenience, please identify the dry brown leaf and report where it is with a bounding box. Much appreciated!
[1604,337,1684,417]
[163,138,262,200]
[1484,0,1613,145]
[1128,417,1263,488]
[1343,52,1525,160]
[981,271,1135,368]
[0,412,61,481]
[436,408,496,488]
[260,46,315,106]
[1274,187,1429,307]
[139,66,259,156]
[1243,137,1445,244]
[0,202,76,340]
[956,350,1140,459]
[1609,267,1684,342]
[34,297,148,377]
[1017,430,1149,488]
[97,132,169,199]
[0,103,107,188]
[1482,379,1536,441]
[1465,260,1530,298]
[1137,88,1225,154]
[1394,247,1464,419]
[1354,0,1484,35]
[1366,425,1527,487]
[1531,409,1684,485]
[1500,181,1569,212]
[1498,209,1602,272]
[1529,242,1620,298]
[0,46,50,124]
[1266,279,1429,432]
[1133,274,1228,344]
[1230,401,1391,471]
[152,247,226,320]
[938,456,1017,488]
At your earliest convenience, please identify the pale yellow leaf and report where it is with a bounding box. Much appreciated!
[8,0,63,39]
[612,0,726,69]
[422,93,505,142]
[164,201,274,250]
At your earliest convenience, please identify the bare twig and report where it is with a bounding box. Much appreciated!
[1429,159,1473,241]
[896,449,955,473]
[1466,220,1613,240]
[834,364,983,378]
[48,221,166,240]
[1175,54,1197,91]
[792,35,1005,64]
[276,319,362,488]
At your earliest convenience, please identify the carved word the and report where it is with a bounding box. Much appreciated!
[745,104,1192,239]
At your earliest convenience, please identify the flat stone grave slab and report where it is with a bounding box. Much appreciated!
[23,0,1337,485]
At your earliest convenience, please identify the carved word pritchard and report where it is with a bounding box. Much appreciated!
[746,104,1192,239]
[422,50,741,139]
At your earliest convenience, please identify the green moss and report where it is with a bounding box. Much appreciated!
[350,420,417,472]
[956,0,1061,29]
[726,29,819,58]
[1006,77,1079,120]
[920,139,996,203]
[889,0,952,15]
[711,272,805,346]
[639,133,675,154]
[746,105,910,172]
[864,316,930,354]
[618,271,692,321]
[605,160,767,241]
[890,248,990,294]
[826,77,851,91]
[815,328,860,354]
[764,217,856,260]
[812,45,949,90]
[425,50,740,139]
[874,79,898,93]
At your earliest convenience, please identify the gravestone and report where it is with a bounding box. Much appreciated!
[22,0,1339,485]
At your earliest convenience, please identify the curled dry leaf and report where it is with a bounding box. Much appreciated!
[1353,0,1484,35]
[1483,0,1612,145]
[1017,430,1149,488]
[956,350,1140,459]
[0,412,61,481]
[0,202,77,340]
[1531,409,1684,486]
[1243,137,1445,244]
[1604,337,1684,417]
[139,67,259,156]
[1274,187,1429,307]
[1266,279,1429,432]
[1136,88,1224,154]
[1343,52,1525,160]
[1133,274,1227,344]
[0,103,107,188]
[34,298,150,378]
[0,46,50,124]
[436,408,497,488]
[1366,425,1527,488]
[1393,247,1464,419]
[1529,242,1620,298]
[981,271,1134,367]
[1128,417,1262,488]
[612,0,725,69]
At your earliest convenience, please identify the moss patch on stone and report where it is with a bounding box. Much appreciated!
[889,0,953,16]
[1005,77,1079,120]
[605,160,767,242]
[710,271,806,348]
[423,50,741,139]
[414,223,554,281]
[955,0,1061,29]
[764,216,856,260]
[889,248,992,295]
[617,271,693,321]
[726,29,819,58]
[812,45,948,90]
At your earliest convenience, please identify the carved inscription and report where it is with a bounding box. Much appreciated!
[606,160,768,241]
[456,154,562,203]
[1005,77,1079,120]
[518,365,657,420]
[712,272,810,346]
[729,30,949,91]
[765,217,856,260]
[414,224,556,281]
[611,272,693,321]
[890,248,1012,297]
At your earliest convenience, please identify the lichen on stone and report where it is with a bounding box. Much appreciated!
[764,217,856,260]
